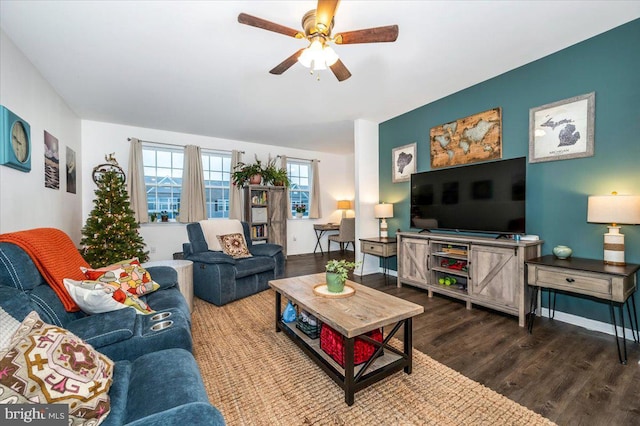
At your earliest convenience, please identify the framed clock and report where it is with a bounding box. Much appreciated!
[1,105,32,172]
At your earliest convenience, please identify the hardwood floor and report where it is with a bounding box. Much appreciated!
[285,252,640,426]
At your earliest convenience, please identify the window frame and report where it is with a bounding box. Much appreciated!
[287,159,312,218]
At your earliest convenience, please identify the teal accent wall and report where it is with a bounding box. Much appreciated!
[379,19,640,324]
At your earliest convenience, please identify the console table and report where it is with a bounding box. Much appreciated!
[526,255,640,364]
[313,223,340,254]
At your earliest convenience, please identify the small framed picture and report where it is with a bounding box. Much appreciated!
[529,92,595,163]
[392,143,417,183]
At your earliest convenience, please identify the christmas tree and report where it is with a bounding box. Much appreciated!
[81,157,148,267]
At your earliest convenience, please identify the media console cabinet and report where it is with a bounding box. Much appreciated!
[396,232,543,327]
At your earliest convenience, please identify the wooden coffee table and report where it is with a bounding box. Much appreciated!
[269,273,424,405]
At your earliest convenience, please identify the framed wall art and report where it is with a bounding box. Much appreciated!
[529,92,594,163]
[44,131,59,189]
[392,142,416,183]
[429,107,502,169]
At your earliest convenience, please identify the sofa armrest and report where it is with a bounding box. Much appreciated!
[186,251,236,265]
[249,243,283,258]
[65,309,136,348]
[146,265,178,290]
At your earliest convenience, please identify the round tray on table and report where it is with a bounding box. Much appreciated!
[313,283,356,298]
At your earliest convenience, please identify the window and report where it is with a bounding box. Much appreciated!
[287,160,311,217]
[202,151,231,218]
[142,145,231,220]
[143,146,183,220]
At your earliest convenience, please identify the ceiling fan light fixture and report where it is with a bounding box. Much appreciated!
[323,45,339,66]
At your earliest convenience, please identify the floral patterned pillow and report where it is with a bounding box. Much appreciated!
[64,278,155,315]
[81,258,160,297]
[0,311,113,424]
[216,233,252,259]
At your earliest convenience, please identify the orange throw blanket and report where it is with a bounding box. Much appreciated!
[0,228,90,312]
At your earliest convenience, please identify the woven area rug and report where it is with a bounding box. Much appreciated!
[191,290,555,426]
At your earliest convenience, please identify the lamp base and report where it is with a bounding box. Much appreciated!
[380,219,388,238]
[603,226,625,265]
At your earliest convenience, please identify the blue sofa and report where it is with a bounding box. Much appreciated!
[184,221,285,306]
[0,238,225,425]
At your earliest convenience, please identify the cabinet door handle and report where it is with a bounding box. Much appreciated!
[566,277,575,283]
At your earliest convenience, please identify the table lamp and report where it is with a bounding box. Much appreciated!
[374,203,394,238]
[337,200,350,219]
[587,192,640,265]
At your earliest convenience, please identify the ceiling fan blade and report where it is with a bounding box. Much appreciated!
[238,13,304,39]
[269,49,305,75]
[316,0,340,34]
[334,25,399,44]
[329,59,352,82]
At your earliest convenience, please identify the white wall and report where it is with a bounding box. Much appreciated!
[353,119,380,276]
[0,30,83,240]
[81,120,355,261]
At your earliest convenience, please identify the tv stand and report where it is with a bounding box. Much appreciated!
[418,229,432,234]
[397,232,543,327]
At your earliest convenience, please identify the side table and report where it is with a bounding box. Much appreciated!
[313,223,340,254]
[526,255,640,364]
[360,237,397,282]
[143,259,194,312]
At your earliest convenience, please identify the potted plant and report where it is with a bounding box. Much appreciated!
[263,159,290,187]
[295,204,306,218]
[232,158,264,187]
[325,259,360,293]
[149,212,158,222]
[160,210,169,222]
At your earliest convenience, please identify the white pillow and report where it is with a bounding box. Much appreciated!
[0,306,21,352]
[63,278,154,315]
[199,219,244,251]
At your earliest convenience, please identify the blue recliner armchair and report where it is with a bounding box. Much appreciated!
[184,221,285,306]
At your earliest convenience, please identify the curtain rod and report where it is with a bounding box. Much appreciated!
[127,138,244,154]
[277,155,319,163]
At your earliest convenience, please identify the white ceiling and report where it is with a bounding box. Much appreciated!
[1,1,638,154]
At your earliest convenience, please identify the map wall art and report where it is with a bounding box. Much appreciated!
[429,107,502,169]
[392,142,416,183]
[529,92,594,163]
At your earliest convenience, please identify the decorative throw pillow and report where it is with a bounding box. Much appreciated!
[81,258,160,297]
[0,306,21,352]
[0,311,113,424]
[64,278,155,315]
[216,233,252,259]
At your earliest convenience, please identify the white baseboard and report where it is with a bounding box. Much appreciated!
[539,307,637,341]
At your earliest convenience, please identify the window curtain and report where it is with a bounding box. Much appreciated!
[127,138,148,223]
[280,155,292,219]
[179,145,207,222]
[229,150,243,220]
[309,159,321,219]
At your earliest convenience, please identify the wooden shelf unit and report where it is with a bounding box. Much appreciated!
[397,232,543,327]
[243,185,287,255]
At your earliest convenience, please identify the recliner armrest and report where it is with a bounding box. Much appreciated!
[249,243,282,258]
[65,309,136,348]
[146,266,178,290]
[186,251,236,265]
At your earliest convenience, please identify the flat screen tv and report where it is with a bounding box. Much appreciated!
[410,157,526,235]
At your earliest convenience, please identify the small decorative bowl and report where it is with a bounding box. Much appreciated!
[553,245,573,259]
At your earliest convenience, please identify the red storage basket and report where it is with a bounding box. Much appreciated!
[320,323,383,368]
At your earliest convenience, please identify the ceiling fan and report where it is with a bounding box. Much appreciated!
[238,0,399,82]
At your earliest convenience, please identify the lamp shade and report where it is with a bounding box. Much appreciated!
[587,195,640,224]
[374,203,394,219]
[337,200,351,210]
